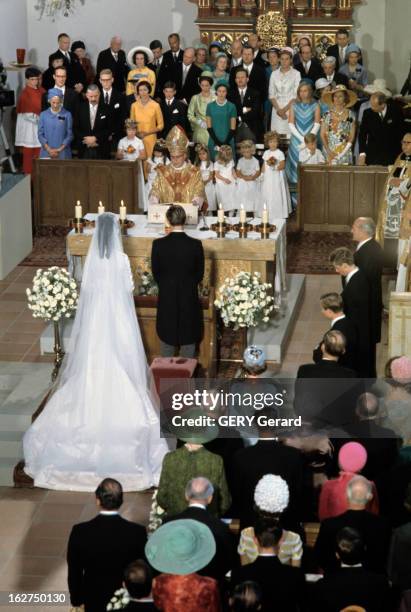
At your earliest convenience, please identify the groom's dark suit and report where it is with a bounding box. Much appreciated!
[151,231,204,347]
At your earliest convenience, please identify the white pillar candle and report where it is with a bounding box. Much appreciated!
[98,201,105,214]
[217,203,224,223]
[239,204,246,224]
[262,203,269,225]
[119,200,127,221]
[75,201,82,220]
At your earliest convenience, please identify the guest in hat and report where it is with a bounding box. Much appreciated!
[315,77,332,117]
[156,407,231,518]
[208,41,223,69]
[321,56,349,88]
[38,88,73,159]
[381,356,411,446]
[321,85,357,164]
[211,52,230,92]
[126,46,156,96]
[338,44,368,101]
[318,442,379,521]
[238,474,303,567]
[71,40,95,85]
[146,519,221,612]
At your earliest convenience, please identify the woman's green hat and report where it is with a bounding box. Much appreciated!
[145,519,216,574]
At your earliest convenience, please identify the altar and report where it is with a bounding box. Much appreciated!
[67,215,286,374]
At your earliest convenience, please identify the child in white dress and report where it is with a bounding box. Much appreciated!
[236,140,261,216]
[260,131,291,221]
[214,145,237,214]
[299,133,325,165]
[145,143,170,207]
[117,119,146,210]
[195,144,216,212]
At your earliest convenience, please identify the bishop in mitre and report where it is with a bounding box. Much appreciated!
[149,126,205,206]
[376,132,411,291]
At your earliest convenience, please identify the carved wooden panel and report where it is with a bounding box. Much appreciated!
[34,159,141,226]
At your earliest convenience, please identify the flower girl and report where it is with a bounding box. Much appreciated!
[195,144,216,213]
[214,144,237,214]
[259,131,291,220]
[145,142,169,205]
[116,119,145,162]
[236,140,261,216]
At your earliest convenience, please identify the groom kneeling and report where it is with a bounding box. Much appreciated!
[151,205,205,358]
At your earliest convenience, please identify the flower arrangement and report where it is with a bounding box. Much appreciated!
[214,271,274,329]
[106,588,130,611]
[138,270,159,296]
[147,489,165,533]
[26,267,78,321]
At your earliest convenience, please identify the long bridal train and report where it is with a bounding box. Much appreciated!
[23,213,168,491]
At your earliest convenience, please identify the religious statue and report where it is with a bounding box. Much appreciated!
[149,126,205,206]
[376,135,411,290]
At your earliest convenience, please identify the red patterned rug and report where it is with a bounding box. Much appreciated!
[21,228,355,274]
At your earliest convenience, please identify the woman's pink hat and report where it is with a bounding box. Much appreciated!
[391,356,411,383]
[338,442,367,473]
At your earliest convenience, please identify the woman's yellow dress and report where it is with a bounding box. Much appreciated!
[126,67,156,96]
[130,99,164,158]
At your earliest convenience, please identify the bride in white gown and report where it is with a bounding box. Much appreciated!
[23,213,168,491]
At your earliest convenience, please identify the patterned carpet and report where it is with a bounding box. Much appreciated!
[21,228,355,275]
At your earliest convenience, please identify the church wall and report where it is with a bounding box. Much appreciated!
[383,0,411,93]
[25,0,200,70]
[353,0,386,84]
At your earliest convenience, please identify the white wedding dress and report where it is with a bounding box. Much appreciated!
[23,213,168,491]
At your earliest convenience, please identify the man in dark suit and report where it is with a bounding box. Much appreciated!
[48,32,86,92]
[231,517,306,612]
[351,217,384,343]
[330,247,375,378]
[313,292,358,371]
[172,47,201,105]
[315,475,391,574]
[164,477,236,582]
[151,205,204,358]
[160,81,190,138]
[147,40,164,98]
[358,93,405,166]
[75,84,111,159]
[348,392,400,480]
[326,28,362,71]
[95,36,129,93]
[322,56,349,88]
[229,46,267,103]
[247,33,269,67]
[122,560,156,611]
[99,68,126,148]
[67,478,147,612]
[296,329,358,427]
[41,65,80,118]
[230,410,304,529]
[313,527,392,611]
[157,34,184,96]
[228,67,263,144]
[295,45,325,83]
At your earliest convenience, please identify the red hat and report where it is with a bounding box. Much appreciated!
[338,442,367,473]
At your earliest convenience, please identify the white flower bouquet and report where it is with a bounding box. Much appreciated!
[214,271,274,329]
[106,588,130,611]
[26,267,78,322]
[147,489,165,534]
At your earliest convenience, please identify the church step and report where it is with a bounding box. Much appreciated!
[0,457,19,486]
[0,431,23,458]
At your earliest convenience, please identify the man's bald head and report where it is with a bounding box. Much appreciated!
[356,392,380,420]
[110,36,122,52]
[95,477,123,510]
[185,477,214,505]
[347,475,373,508]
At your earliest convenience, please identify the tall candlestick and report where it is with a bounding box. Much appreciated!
[119,200,127,221]
[75,201,82,220]
[217,203,224,223]
[98,201,105,214]
[262,203,269,225]
[239,205,246,224]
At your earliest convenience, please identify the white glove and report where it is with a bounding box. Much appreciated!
[288,123,304,143]
[310,122,320,136]
[336,142,352,162]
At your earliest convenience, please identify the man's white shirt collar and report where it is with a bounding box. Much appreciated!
[100,510,118,515]
[189,503,207,509]
[331,314,346,327]
[345,267,359,285]
[356,237,372,251]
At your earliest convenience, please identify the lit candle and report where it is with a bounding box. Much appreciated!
[217,203,224,224]
[74,200,82,220]
[98,201,105,214]
[119,200,127,221]
[239,204,246,224]
[262,203,269,225]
